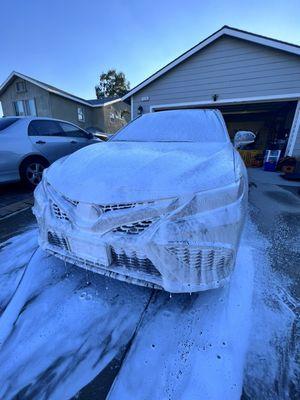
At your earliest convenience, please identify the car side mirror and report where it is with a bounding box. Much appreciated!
[234,131,256,149]
[86,132,94,140]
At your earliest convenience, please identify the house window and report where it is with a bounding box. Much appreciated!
[16,81,26,93]
[14,99,37,116]
[27,99,37,116]
[77,107,85,122]
[110,112,115,121]
[14,100,26,116]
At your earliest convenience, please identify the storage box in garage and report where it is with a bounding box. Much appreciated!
[239,150,263,167]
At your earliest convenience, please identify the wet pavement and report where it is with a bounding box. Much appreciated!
[245,176,300,399]
[0,182,33,207]
[0,183,35,242]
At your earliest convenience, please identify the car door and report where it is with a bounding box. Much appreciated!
[57,121,96,151]
[28,119,73,162]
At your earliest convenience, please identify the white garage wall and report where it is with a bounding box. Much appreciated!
[286,101,300,157]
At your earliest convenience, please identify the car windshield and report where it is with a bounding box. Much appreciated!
[0,117,19,131]
[111,110,228,142]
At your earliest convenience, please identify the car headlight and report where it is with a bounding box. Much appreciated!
[168,177,245,220]
[32,179,47,217]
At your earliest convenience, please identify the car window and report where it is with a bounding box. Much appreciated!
[59,122,88,138]
[111,110,228,142]
[0,118,19,131]
[28,120,62,136]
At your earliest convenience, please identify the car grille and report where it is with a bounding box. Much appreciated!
[64,196,79,206]
[47,230,160,278]
[111,247,161,277]
[166,246,234,271]
[48,231,70,252]
[112,220,154,235]
[64,197,154,213]
[101,202,147,213]
[52,203,69,221]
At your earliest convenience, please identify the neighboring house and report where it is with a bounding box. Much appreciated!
[0,72,130,133]
[123,26,300,159]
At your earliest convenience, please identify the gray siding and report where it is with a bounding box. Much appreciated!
[0,77,51,116]
[132,36,300,117]
[91,102,130,133]
[0,76,131,133]
[91,108,105,131]
[102,101,131,133]
[49,93,93,129]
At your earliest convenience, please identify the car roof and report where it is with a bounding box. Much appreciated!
[2,116,86,128]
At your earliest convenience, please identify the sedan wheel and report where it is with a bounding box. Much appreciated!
[26,162,45,186]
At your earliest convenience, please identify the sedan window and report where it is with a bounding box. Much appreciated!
[0,118,19,131]
[28,120,62,136]
[59,122,88,138]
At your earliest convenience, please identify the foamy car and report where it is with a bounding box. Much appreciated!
[33,110,254,293]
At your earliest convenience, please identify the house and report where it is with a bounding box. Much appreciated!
[0,72,130,133]
[123,26,300,159]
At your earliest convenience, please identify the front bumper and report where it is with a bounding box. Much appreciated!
[33,179,247,293]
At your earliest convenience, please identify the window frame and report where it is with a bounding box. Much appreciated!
[14,99,37,116]
[59,121,90,138]
[28,119,62,137]
[77,107,85,122]
[16,81,27,93]
[27,99,37,116]
[14,100,26,116]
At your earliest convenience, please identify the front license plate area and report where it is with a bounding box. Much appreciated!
[70,239,111,267]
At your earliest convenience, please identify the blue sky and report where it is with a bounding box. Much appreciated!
[1,0,300,101]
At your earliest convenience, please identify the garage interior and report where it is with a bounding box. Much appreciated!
[219,101,296,150]
[218,101,297,167]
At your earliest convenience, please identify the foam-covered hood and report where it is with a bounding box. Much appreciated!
[46,141,236,203]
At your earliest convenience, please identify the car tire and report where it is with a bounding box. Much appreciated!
[20,157,49,189]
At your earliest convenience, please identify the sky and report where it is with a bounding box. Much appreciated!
[1,0,300,101]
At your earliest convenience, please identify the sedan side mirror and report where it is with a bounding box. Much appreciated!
[234,131,256,149]
[86,132,94,140]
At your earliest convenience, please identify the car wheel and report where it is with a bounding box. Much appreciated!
[20,158,49,189]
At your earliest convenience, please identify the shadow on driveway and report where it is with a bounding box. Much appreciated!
[0,182,35,242]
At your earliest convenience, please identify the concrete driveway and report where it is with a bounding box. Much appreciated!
[0,182,35,242]
[246,169,300,399]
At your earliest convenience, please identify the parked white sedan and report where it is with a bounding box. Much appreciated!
[0,117,99,188]
[33,110,254,293]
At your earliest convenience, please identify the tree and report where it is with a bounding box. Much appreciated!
[95,69,130,98]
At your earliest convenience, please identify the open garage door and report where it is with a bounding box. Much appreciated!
[217,101,297,153]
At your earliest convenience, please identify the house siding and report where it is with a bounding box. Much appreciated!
[91,108,105,131]
[102,102,131,133]
[0,75,130,133]
[49,93,93,129]
[132,36,300,118]
[0,77,51,117]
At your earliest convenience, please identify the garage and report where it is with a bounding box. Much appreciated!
[123,26,300,163]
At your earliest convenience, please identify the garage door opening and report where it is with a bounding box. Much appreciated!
[218,101,297,154]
